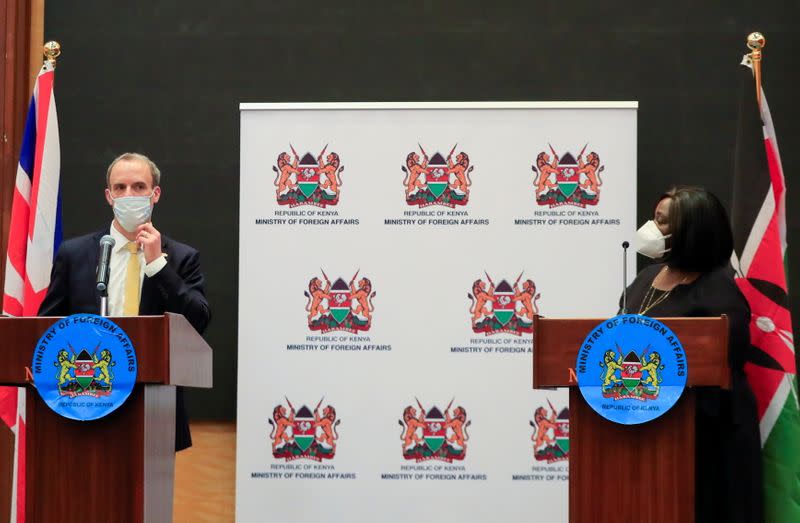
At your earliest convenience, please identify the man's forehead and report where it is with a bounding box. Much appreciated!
[108,159,152,184]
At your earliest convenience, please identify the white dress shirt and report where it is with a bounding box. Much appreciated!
[107,223,167,316]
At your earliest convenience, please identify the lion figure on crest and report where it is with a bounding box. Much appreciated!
[273,152,298,196]
[314,404,340,450]
[532,152,559,198]
[269,405,295,452]
[398,406,426,451]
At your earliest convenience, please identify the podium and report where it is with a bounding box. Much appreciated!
[0,313,212,523]
[532,316,729,523]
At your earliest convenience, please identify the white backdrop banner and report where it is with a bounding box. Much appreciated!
[237,102,637,523]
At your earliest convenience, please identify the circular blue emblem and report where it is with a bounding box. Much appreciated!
[576,314,687,425]
[32,314,138,421]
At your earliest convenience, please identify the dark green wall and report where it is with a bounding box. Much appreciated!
[45,2,799,419]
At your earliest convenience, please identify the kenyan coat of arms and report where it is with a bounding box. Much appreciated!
[305,270,375,333]
[402,144,474,208]
[399,398,470,463]
[468,272,540,336]
[532,144,603,208]
[54,345,116,398]
[268,397,341,462]
[530,400,569,463]
[272,145,344,207]
[600,344,664,401]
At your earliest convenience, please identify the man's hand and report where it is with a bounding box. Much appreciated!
[135,223,163,264]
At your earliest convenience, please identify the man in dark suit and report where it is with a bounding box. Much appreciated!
[38,152,210,451]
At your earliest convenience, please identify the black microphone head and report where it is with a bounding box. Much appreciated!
[622,241,630,249]
[99,235,115,248]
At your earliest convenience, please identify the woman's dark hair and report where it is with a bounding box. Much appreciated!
[658,186,734,272]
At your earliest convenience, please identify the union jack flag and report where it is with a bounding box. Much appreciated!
[2,60,62,316]
[1,60,61,523]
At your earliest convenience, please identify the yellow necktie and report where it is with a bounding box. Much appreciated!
[123,242,140,316]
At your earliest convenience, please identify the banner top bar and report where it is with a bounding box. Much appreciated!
[239,101,639,111]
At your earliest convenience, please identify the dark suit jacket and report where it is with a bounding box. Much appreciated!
[38,228,211,451]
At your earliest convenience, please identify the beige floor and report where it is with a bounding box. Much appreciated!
[173,421,236,523]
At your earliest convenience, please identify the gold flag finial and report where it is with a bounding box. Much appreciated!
[746,32,765,108]
[43,41,61,66]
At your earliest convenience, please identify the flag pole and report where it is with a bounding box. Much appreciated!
[43,40,61,67]
[746,32,765,109]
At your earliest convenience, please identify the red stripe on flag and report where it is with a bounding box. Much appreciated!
[7,188,31,277]
[765,138,785,206]
[1,296,23,317]
[743,214,785,289]
[743,137,788,292]
[26,69,53,241]
[737,279,795,373]
[744,362,785,420]
[0,388,17,429]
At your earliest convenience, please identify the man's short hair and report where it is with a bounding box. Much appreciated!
[106,152,161,187]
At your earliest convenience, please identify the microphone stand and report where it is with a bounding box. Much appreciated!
[621,241,629,314]
[99,293,109,317]
[96,235,115,317]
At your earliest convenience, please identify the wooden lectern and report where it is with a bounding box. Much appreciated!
[533,316,729,523]
[0,313,212,523]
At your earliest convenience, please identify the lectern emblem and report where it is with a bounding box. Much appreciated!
[600,347,664,400]
[55,346,117,398]
[32,314,137,421]
[402,144,474,208]
[305,270,375,333]
[530,401,569,463]
[468,272,539,336]
[399,398,470,463]
[272,145,344,208]
[576,314,687,425]
[531,145,603,208]
[269,397,340,462]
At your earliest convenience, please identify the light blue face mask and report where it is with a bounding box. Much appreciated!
[113,193,153,232]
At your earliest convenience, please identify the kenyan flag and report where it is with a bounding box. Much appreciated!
[424,406,446,452]
[731,55,800,522]
[292,405,316,452]
[297,152,320,199]
[493,280,515,326]
[621,351,643,392]
[74,349,95,390]
[329,278,351,324]
[426,152,449,199]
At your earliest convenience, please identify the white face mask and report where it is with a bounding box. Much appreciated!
[113,194,153,232]
[635,220,671,259]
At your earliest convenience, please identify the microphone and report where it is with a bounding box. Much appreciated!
[96,235,115,295]
[621,241,630,314]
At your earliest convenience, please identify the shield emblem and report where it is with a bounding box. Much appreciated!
[555,408,570,453]
[292,405,316,452]
[424,406,446,452]
[74,349,95,390]
[297,152,320,199]
[329,278,351,324]
[621,351,643,392]
[425,152,449,199]
[493,279,515,326]
[556,152,578,198]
